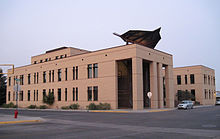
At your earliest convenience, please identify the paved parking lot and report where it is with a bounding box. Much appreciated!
[0,106,220,139]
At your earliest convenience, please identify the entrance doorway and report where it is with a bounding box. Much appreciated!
[143,60,150,108]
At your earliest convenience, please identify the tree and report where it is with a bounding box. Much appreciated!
[43,92,55,105]
[0,68,7,105]
[176,90,192,102]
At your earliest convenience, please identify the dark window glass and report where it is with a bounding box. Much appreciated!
[73,67,75,80]
[93,86,98,101]
[8,91,10,101]
[76,87,78,101]
[52,89,54,96]
[93,64,98,78]
[43,89,46,100]
[40,60,43,63]
[58,69,61,81]
[88,87,92,101]
[185,75,187,84]
[209,90,211,99]
[19,91,23,101]
[34,61,37,64]
[43,71,46,83]
[34,73,36,84]
[45,58,48,62]
[88,64,92,78]
[55,56,59,59]
[72,88,75,101]
[191,89,195,101]
[36,90,38,101]
[28,90,30,101]
[208,76,210,85]
[204,74,206,84]
[177,75,181,85]
[58,88,61,101]
[65,88,67,101]
[65,68,68,81]
[9,77,11,86]
[76,66,78,80]
[49,71,51,82]
[34,90,35,101]
[37,72,39,83]
[52,70,54,82]
[190,74,195,84]
[20,75,24,85]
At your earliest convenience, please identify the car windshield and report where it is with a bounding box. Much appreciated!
[181,101,189,104]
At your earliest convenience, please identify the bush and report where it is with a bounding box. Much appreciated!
[61,106,69,110]
[69,104,80,110]
[43,92,55,105]
[1,102,16,108]
[27,105,37,109]
[87,103,111,110]
[39,105,48,109]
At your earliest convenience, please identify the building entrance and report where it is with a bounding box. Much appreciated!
[143,61,150,108]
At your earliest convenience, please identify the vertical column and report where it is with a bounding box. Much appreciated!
[165,65,174,108]
[132,57,143,110]
[157,63,164,108]
[150,61,158,109]
[113,60,118,109]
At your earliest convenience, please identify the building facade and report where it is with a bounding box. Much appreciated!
[173,65,216,105]
[6,44,174,110]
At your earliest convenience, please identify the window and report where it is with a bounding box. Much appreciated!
[34,61,37,64]
[55,56,59,59]
[60,55,63,58]
[40,60,43,63]
[209,90,211,99]
[52,89,54,96]
[72,88,75,101]
[37,72,39,83]
[93,86,98,101]
[13,77,15,85]
[19,91,23,101]
[76,87,78,101]
[190,74,195,84]
[34,73,36,84]
[13,92,15,101]
[8,91,10,101]
[34,90,35,101]
[177,75,181,85]
[28,90,30,101]
[58,88,61,101]
[88,87,92,101]
[204,74,207,84]
[28,74,31,84]
[204,89,207,99]
[72,67,75,80]
[20,75,24,85]
[43,89,46,100]
[88,64,92,78]
[43,71,46,83]
[208,76,210,85]
[36,90,38,101]
[65,54,67,58]
[52,70,54,82]
[73,66,78,80]
[76,66,78,80]
[58,69,61,81]
[213,77,215,85]
[45,58,48,62]
[49,71,51,82]
[8,77,11,86]
[49,58,51,61]
[65,68,68,81]
[93,64,98,78]
[65,88,67,101]
[184,75,187,84]
[191,89,195,101]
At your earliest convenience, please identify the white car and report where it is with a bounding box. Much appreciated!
[178,100,194,109]
[216,100,220,105]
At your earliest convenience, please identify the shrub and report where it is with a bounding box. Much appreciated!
[39,105,48,109]
[27,105,37,109]
[43,92,55,105]
[69,104,80,110]
[1,102,16,108]
[87,103,111,110]
[61,106,69,110]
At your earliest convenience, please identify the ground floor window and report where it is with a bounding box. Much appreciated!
[88,87,92,101]
[72,87,78,101]
[88,86,98,101]
[8,91,10,101]
[58,88,61,101]
[93,86,98,101]
[28,90,30,101]
[65,88,67,101]
[19,91,23,101]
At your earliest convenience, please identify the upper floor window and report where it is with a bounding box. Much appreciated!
[204,74,207,84]
[8,77,11,86]
[58,69,61,81]
[177,75,181,85]
[37,72,39,84]
[28,74,31,84]
[190,74,195,84]
[49,71,51,82]
[208,75,210,85]
[184,75,187,84]
[52,70,54,82]
[20,75,24,85]
[65,68,68,81]
[88,64,92,79]
[43,71,46,83]
[93,64,98,78]
[34,73,36,84]
[213,77,215,86]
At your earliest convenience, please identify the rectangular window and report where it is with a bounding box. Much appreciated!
[34,73,36,84]
[204,74,206,84]
[58,88,61,101]
[177,75,181,85]
[13,92,15,101]
[28,90,30,101]
[185,75,187,84]
[37,72,39,83]
[36,90,38,101]
[93,86,98,101]
[20,75,24,85]
[52,89,54,96]
[13,77,15,85]
[28,74,31,84]
[190,74,195,84]
[65,68,68,81]
[65,88,67,101]
[88,64,92,78]
[209,90,211,99]
[204,89,207,99]
[72,67,75,80]
[9,77,11,86]
[19,91,23,101]
[213,77,215,85]
[8,91,10,101]
[34,90,35,101]
[43,71,46,83]
[93,64,98,78]
[88,87,92,101]
[72,88,75,101]
[191,89,195,101]
[208,76,210,85]
[49,71,51,82]
[52,70,54,82]
[58,69,61,81]
[76,87,78,101]
[76,66,78,80]
[43,89,46,100]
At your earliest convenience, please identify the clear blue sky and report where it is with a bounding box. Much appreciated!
[0,0,219,90]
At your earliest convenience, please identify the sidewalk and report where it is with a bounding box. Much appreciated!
[0,114,44,125]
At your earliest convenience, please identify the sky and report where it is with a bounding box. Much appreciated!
[0,0,219,90]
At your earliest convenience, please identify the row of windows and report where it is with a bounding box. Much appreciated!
[33,54,67,64]
[8,64,97,86]
[204,89,215,99]
[204,74,215,85]
[8,87,98,102]
[177,74,195,85]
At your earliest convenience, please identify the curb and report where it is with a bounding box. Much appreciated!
[0,120,41,125]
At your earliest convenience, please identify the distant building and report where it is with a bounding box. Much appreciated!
[173,65,216,105]
[216,91,220,101]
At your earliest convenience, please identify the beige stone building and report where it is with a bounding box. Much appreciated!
[173,65,216,105]
[6,44,174,110]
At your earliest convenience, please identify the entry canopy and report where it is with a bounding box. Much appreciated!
[113,27,161,49]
